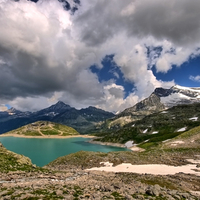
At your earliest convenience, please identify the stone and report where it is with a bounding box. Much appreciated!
[125,194,134,200]
[56,189,63,196]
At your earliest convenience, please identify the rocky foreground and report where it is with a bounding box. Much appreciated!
[1,169,200,200]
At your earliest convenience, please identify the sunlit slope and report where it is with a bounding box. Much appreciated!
[95,103,200,149]
[3,121,79,136]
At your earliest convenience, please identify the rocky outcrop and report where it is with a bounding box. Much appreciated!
[0,169,200,199]
[100,85,200,131]
[0,142,34,172]
[100,93,165,130]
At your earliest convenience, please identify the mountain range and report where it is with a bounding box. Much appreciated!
[0,101,114,134]
[99,85,200,131]
[0,85,199,135]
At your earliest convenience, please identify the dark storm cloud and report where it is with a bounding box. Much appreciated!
[0,49,102,101]
[75,0,200,47]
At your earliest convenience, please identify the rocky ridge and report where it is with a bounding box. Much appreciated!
[98,85,200,132]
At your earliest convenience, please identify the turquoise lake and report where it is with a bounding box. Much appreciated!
[0,137,128,167]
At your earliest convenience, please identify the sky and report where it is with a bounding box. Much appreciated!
[0,0,200,113]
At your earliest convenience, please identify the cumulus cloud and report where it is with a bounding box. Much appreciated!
[189,75,200,83]
[0,0,200,112]
[0,105,8,112]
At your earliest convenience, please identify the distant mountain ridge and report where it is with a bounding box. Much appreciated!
[0,102,115,134]
[1,85,199,134]
[98,85,200,131]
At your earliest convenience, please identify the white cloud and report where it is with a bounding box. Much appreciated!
[96,83,139,113]
[156,57,171,73]
[0,105,8,112]
[0,0,200,112]
[189,75,200,82]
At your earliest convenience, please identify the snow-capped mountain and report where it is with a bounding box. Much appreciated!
[154,85,200,108]
[99,85,200,131]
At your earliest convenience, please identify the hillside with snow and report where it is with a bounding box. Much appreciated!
[155,85,200,108]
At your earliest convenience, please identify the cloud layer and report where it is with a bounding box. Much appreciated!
[0,0,200,112]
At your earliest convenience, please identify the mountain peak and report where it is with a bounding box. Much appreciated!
[153,85,200,108]
[7,107,21,113]
[49,101,72,110]
[172,85,200,92]
[55,101,67,106]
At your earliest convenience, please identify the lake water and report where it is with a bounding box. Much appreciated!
[0,137,128,167]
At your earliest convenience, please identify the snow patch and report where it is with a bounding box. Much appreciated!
[87,163,200,176]
[170,140,185,146]
[125,141,134,148]
[175,85,200,92]
[152,131,158,134]
[177,127,187,132]
[162,139,171,143]
[143,129,148,133]
[161,111,168,113]
[189,117,198,121]
[187,159,200,164]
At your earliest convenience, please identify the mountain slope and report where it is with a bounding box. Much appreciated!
[162,125,200,149]
[95,102,200,147]
[99,85,200,131]
[3,121,79,137]
[155,85,200,107]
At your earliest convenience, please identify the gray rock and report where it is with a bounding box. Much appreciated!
[165,195,175,200]
[63,195,74,199]
[56,189,63,196]
[178,192,190,199]
[145,185,160,196]
[0,190,9,197]
[125,194,134,200]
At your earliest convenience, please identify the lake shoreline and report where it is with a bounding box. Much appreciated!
[0,134,95,139]
[0,134,143,152]
[88,138,126,148]
[88,138,144,152]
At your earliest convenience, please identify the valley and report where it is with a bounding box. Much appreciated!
[0,85,200,199]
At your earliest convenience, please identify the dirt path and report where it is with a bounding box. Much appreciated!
[48,123,64,136]
[37,128,45,136]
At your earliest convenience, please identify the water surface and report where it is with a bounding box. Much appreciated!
[0,137,128,167]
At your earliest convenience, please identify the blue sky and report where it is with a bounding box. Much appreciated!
[90,55,135,98]
[0,0,200,112]
[91,54,200,100]
[152,56,200,87]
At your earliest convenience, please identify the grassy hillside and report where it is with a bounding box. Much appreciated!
[95,103,200,148]
[48,124,200,171]
[3,121,79,136]
[161,125,200,149]
[0,142,45,173]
